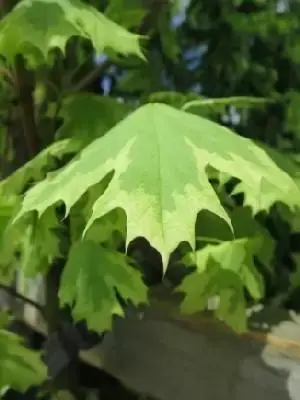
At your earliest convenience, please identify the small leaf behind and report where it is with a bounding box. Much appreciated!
[59,241,148,331]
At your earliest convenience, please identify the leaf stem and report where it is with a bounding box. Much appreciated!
[196,236,224,244]
[69,58,111,92]
[182,97,272,112]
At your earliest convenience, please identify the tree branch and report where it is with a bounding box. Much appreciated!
[0,282,45,316]
[70,58,111,92]
[14,54,40,158]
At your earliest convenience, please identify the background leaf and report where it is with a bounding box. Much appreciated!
[179,238,264,332]
[59,241,147,331]
[0,312,46,392]
[0,0,144,65]
[57,94,132,147]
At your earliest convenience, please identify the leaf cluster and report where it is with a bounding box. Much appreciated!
[0,0,299,395]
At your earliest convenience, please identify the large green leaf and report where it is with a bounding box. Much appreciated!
[14,103,300,269]
[59,241,147,331]
[0,313,46,392]
[0,0,144,65]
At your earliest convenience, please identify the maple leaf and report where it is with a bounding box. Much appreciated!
[59,241,147,331]
[0,0,144,66]
[178,238,264,332]
[196,207,274,269]
[0,312,46,392]
[14,103,300,269]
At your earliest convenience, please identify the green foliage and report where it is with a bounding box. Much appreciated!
[0,312,46,393]
[157,8,180,62]
[0,139,80,196]
[0,197,23,282]
[0,0,300,395]
[14,103,300,270]
[0,0,144,66]
[20,208,63,277]
[57,94,132,146]
[179,238,263,332]
[59,240,147,331]
[179,207,272,332]
[105,0,148,29]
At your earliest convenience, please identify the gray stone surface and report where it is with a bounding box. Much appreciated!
[96,305,300,400]
[3,275,300,400]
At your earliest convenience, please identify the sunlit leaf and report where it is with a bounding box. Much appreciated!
[15,104,300,270]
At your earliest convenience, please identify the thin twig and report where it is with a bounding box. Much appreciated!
[70,58,111,92]
[64,52,94,88]
[0,282,45,316]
